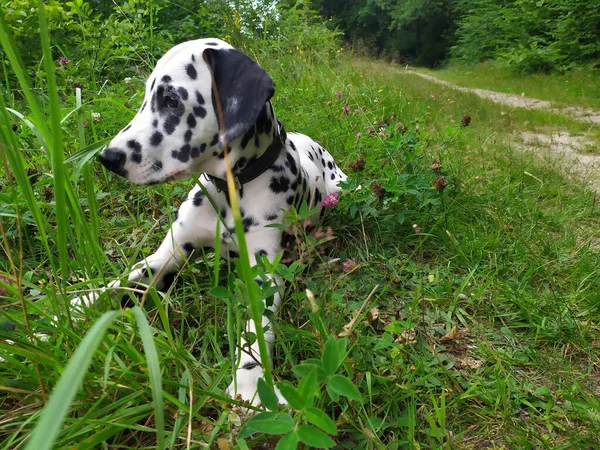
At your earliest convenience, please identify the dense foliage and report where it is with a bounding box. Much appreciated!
[311,0,600,72]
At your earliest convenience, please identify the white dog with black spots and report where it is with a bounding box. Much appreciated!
[74,38,347,405]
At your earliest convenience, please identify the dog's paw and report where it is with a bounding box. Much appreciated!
[226,365,286,408]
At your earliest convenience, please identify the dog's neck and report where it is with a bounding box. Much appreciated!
[200,102,280,181]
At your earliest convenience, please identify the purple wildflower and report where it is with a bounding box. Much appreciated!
[336,91,343,98]
[58,56,70,66]
[342,259,358,273]
[343,105,350,114]
[321,192,339,209]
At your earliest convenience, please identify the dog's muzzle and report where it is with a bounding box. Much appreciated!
[98,147,127,177]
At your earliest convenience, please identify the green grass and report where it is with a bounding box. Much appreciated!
[2,18,600,450]
[418,62,600,110]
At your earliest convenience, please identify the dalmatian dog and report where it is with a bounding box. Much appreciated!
[78,38,347,405]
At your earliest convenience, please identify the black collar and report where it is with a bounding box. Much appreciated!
[208,122,287,193]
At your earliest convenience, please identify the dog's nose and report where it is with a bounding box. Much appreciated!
[98,148,126,174]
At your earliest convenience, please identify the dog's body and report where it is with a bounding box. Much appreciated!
[82,38,346,404]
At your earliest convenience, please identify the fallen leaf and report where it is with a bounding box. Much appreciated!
[396,329,416,344]
[439,326,461,343]
[366,307,380,326]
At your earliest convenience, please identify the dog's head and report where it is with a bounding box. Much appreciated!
[98,38,274,184]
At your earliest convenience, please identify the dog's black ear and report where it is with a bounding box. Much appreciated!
[204,48,274,147]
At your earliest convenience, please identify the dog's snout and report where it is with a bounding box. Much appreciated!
[98,148,127,175]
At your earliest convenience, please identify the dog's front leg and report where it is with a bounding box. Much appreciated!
[70,185,216,311]
[226,233,286,406]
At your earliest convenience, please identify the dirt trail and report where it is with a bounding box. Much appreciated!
[410,71,600,124]
[408,71,600,193]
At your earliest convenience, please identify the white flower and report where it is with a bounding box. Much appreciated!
[124,77,131,84]
[92,112,101,123]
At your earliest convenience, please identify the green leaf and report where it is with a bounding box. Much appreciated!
[297,424,336,448]
[209,286,234,300]
[244,412,295,435]
[275,431,299,450]
[322,335,342,376]
[297,368,318,409]
[257,377,279,412]
[328,375,361,401]
[305,407,337,435]
[277,381,306,410]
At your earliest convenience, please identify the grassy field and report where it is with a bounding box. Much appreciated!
[418,62,600,110]
[1,38,600,450]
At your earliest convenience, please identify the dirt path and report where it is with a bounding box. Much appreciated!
[408,71,600,193]
[410,71,600,124]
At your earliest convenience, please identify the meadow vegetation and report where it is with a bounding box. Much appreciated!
[1,1,599,449]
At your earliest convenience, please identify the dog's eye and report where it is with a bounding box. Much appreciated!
[164,95,179,108]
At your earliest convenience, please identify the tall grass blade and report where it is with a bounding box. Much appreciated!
[131,306,166,450]
[24,310,122,450]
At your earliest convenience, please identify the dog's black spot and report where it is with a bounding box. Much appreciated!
[220,207,227,219]
[152,119,158,128]
[254,132,260,148]
[286,153,298,175]
[140,101,147,113]
[161,271,176,289]
[265,213,278,221]
[286,195,294,205]
[228,250,239,259]
[164,115,180,135]
[127,139,142,153]
[193,106,207,118]
[302,178,307,191]
[150,78,156,90]
[315,188,322,203]
[205,42,219,47]
[270,176,290,193]
[185,63,197,80]
[291,180,298,190]
[131,153,142,164]
[161,75,172,83]
[217,151,225,160]
[182,242,195,254]
[151,160,163,171]
[270,164,285,172]
[322,171,326,179]
[122,124,131,133]
[172,144,191,163]
[191,54,195,62]
[257,249,268,257]
[184,129,193,143]
[191,143,206,158]
[210,133,219,146]
[150,131,163,146]
[243,216,257,233]
[289,140,297,152]
[331,173,336,180]
[241,125,255,149]
[318,147,323,155]
[187,113,197,128]
[193,190,204,207]
[177,87,189,100]
[308,152,314,161]
[327,161,333,170]
[235,157,248,172]
[196,91,205,105]
[321,159,325,167]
